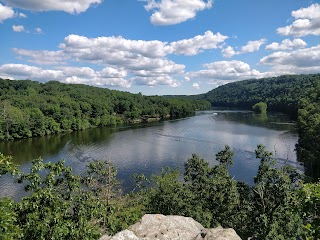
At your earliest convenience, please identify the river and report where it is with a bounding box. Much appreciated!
[0,110,301,199]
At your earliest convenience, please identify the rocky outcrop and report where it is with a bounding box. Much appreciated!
[100,214,241,240]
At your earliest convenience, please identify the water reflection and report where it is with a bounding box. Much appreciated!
[0,110,301,199]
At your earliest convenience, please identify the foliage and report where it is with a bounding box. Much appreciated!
[250,144,303,239]
[296,83,320,181]
[0,79,210,140]
[0,144,318,239]
[0,197,22,239]
[297,182,320,239]
[196,74,319,117]
[142,145,305,239]
[0,155,145,239]
[252,102,267,114]
[0,152,19,176]
[15,158,102,240]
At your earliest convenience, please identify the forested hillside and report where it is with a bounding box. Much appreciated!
[297,83,320,181]
[0,79,210,140]
[200,74,320,117]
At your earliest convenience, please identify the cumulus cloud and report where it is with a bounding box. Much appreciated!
[260,45,320,74]
[17,12,26,18]
[0,64,132,88]
[0,3,14,22]
[265,38,307,51]
[34,27,42,34]
[240,38,267,53]
[59,34,188,87]
[0,64,64,80]
[188,60,272,81]
[221,38,266,58]
[61,34,172,59]
[62,66,131,88]
[184,76,191,81]
[221,46,236,58]
[144,0,212,25]
[2,0,102,14]
[133,75,180,87]
[12,25,25,32]
[192,82,200,89]
[12,48,66,65]
[260,45,320,66]
[170,31,228,55]
[10,32,229,88]
[277,4,320,37]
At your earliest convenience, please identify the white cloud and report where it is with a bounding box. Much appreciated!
[17,12,26,18]
[59,34,186,87]
[265,38,307,51]
[170,31,228,55]
[3,0,102,14]
[260,45,320,68]
[133,75,181,87]
[98,67,127,78]
[57,66,96,78]
[12,48,66,65]
[221,46,236,58]
[240,38,267,53]
[184,76,191,82]
[260,45,320,74]
[277,4,320,37]
[144,0,212,25]
[34,27,42,33]
[12,25,25,32]
[188,60,272,81]
[61,34,172,59]
[0,3,14,22]
[192,82,200,89]
[221,38,266,58]
[65,76,131,88]
[61,66,131,88]
[0,64,132,88]
[10,32,229,88]
[0,64,64,80]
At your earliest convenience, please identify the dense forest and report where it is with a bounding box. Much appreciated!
[0,146,319,239]
[297,83,320,182]
[0,79,210,140]
[195,74,320,117]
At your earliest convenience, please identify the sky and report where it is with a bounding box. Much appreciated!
[0,0,319,95]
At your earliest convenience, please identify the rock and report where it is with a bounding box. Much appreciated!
[130,214,203,239]
[195,227,242,240]
[99,214,241,240]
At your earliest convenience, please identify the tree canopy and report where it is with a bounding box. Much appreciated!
[0,79,210,140]
[195,74,319,117]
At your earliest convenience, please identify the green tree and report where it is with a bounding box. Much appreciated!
[0,197,22,239]
[252,102,267,114]
[297,181,320,239]
[15,158,101,240]
[251,144,303,239]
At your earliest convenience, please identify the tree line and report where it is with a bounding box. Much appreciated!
[0,146,319,239]
[0,79,210,140]
[194,74,320,117]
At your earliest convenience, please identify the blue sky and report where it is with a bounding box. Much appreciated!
[0,0,319,95]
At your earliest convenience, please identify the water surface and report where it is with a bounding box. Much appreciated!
[0,110,300,199]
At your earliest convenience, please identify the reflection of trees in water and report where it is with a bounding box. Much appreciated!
[0,127,114,165]
[215,112,296,132]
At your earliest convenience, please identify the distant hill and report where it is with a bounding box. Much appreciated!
[0,79,210,140]
[200,74,320,117]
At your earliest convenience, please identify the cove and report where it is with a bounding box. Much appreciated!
[0,110,301,199]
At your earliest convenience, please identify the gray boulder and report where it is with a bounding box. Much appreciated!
[100,214,241,240]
